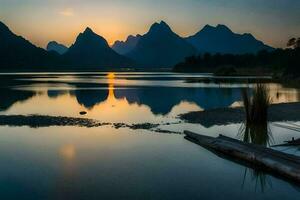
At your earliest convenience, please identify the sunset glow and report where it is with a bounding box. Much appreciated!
[1,0,299,48]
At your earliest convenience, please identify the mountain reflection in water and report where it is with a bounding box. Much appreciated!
[0,73,300,199]
[0,72,300,121]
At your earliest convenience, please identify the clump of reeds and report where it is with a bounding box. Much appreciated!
[239,84,272,146]
[242,84,270,124]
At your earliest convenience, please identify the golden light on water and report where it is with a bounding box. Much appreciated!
[60,144,76,161]
[107,72,116,80]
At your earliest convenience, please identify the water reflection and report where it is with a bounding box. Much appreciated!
[0,73,300,199]
[238,122,273,192]
[239,123,273,146]
[0,73,300,120]
[238,83,274,192]
[0,88,36,111]
[60,144,76,161]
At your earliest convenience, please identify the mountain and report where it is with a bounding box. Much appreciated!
[186,24,274,54]
[64,27,133,67]
[126,21,196,68]
[47,41,68,54]
[0,21,62,70]
[112,34,141,55]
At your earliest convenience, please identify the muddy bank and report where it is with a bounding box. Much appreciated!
[0,115,181,134]
[180,102,300,127]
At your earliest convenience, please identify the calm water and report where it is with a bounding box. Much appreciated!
[0,72,300,199]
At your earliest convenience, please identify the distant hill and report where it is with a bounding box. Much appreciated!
[64,27,133,68]
[112,34,141,55]
[126,21,196,68]
[47,41,68,55]
[0,21,62,70]
[186,24,274,54]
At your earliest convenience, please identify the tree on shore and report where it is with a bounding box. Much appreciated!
[287,38,300,49]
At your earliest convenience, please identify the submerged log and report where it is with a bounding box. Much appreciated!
[184,131,300,183]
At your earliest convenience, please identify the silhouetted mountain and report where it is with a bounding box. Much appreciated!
[126,21,196,68]
[112,34,141,55]
[46,41,68,55]
[0,21,63,70]
[186,24,273,54]
[64,27,133,68]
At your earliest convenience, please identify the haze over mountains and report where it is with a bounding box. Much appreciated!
[112,34,141,55]
[0,20,274,71]
[46,41,68,55]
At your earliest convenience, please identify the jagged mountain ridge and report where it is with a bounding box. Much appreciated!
[186,24,274,54]
[126,21,197,67]
[112,34,141,55]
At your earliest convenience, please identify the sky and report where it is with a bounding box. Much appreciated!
[0,0,299,48]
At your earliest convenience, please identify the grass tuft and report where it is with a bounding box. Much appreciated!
[242,84,270,124]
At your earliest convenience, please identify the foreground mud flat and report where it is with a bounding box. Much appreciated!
[185,131,300,183]
[180,102,300,127]
[0,114,181,134]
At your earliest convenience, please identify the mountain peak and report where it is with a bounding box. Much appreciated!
[84,27,94,34]
[159,20,169,27]
[127,20,196,67]
[149,21,172,33]
[65,27,132,67]
[202,24,214,30]
[186,24,274,54]
[201,24,232,33]
[216,24,232,32]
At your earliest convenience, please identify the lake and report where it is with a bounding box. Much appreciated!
[0,72,300,199]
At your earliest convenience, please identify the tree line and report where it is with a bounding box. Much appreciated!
[173,38,300,78]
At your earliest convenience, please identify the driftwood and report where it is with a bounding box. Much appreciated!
[272,138,300,147]
[184,131,300,183]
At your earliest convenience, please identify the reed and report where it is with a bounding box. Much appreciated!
[242,84,270,125]
[239,84,272,146]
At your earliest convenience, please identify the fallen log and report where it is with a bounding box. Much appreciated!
[184,131,300,183]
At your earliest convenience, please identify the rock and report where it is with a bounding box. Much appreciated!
[80,111,87,115]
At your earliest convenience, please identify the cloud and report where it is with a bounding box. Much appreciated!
[59,8,74,17]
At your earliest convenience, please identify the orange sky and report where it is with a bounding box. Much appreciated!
[1,0,299,48]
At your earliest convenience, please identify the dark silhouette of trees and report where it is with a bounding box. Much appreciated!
[173,38,300,79]
[287,38,300,49]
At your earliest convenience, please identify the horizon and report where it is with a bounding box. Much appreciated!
[2,20,275,49]
[1,0,299,48]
